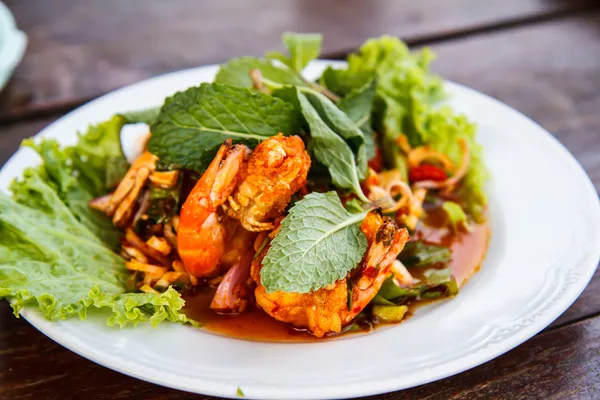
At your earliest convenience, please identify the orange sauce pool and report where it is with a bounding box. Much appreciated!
[183,213,490,342]
[183,287,322,342]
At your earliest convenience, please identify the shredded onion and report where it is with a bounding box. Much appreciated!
[391,260,419,286]
[383,180,414,213]
[408,146,456,172]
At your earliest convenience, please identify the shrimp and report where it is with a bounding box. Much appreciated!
[222,134,311,231]
[177,140,250,277]
[252,210,410,337]
[177,134,310,278]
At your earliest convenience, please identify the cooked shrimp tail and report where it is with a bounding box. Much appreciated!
[343,216,409,323]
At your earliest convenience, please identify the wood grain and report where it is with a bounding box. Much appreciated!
[364,316,600,400]
[1,0,598,121]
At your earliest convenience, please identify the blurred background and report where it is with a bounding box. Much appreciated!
[2,0,600,399]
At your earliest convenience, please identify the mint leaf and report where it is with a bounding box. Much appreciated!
[261,192,367,293]
[303,90,368,179]
[266,32,322,73]
[215,57,307,89]
[148,83,303,172]
[320,67,374,96]
[337,78,377,160]
[119,107,160,125]
[275,86,368,201]
[338,78,376,134]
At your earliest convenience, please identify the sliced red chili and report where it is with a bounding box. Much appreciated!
[410,163,448,182]
[368,146,384,172]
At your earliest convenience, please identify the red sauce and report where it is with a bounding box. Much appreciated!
[415,209,490,287]
[183,211,490,341]
[183,286,321,342]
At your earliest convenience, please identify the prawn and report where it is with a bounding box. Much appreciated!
[252,210,409,337]
[177,134,310,278]
[222,134,311,231]
[177,140,250,277]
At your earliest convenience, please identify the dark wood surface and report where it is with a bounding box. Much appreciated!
[2,0,598,122]
[1,1,600,399]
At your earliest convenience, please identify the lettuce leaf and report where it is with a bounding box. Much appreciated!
[67,115,130,195]
[21,139,123,250]
[0,119,195,327]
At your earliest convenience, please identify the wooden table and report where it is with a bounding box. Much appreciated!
[2,1,600,399]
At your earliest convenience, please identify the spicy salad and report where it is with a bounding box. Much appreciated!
[0,33,489,338]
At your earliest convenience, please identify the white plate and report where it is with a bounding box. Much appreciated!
[1,61,599,400]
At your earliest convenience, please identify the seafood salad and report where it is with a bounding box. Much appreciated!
[0,33,489,339]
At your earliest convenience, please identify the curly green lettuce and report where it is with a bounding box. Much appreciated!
[0,117,196,327]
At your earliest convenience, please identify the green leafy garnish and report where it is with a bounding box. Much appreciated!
[322,35,488,218]
[337,78,377,159]
[372,304,409,323]
[320,67,374,97]
[344,198,365,214]
[215,57,307,89]
[377,277,425,300]
[266,32,322,73]
[21,139,123,250]
[0,121,195,327]
[442,200,470,232]
[275,87,369,201]
[261,192,367,293]
[147,184,181,225]
[400,240,452,268]
[147,83,303,172]
[119,107,160,125]
[66,115,129,194]
[236,386,245,397]
[375,266,458,304]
